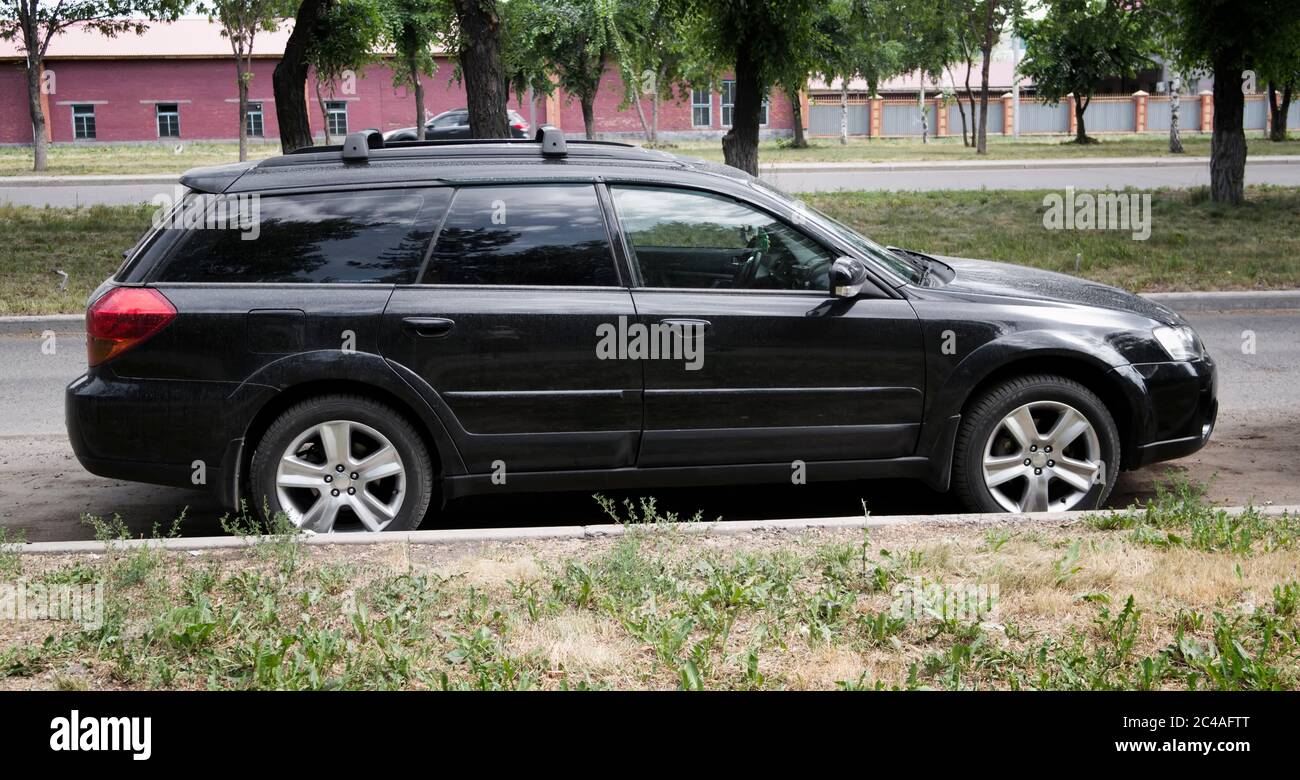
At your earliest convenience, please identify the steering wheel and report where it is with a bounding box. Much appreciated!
[730,228,770,289]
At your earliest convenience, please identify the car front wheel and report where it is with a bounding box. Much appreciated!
[250,395,434,532]
[953,375,1120,514]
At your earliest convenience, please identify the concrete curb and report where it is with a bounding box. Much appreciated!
[4,289,1299,333]
[1143,289,1300,312]
[13,504,1298,555]
[0,174,181,186]
[0,314,82,335]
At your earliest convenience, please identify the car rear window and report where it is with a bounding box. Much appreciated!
[420,184,617,286]
[154,188,449,284]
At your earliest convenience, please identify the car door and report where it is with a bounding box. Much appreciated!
[426,112,469,140]
[380,182,642,474]
[607,184,925,468]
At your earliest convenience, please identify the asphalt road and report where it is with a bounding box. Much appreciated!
[1,309,1297,542]
[3,160,1300,206]
[765,160,1300,193]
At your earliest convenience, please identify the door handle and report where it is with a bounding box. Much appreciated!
[656,318,711,334]
[401,316,455,338]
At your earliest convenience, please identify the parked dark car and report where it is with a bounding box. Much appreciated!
[382,108,530,142]
[67,128,1216,533]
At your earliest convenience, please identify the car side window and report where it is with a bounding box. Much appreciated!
[420,184,618,286]
[154,188,449,284]
[610,185,837,291]
[430,114,461,129]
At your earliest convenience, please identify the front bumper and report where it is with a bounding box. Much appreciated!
[1115,355,1218,469]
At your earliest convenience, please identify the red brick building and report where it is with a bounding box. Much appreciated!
[0,19,796,146]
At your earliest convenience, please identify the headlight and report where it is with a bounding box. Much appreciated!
[1152,325,1203,361]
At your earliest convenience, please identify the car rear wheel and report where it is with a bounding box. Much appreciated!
[250,395,434,532]
[953,375,1119,514]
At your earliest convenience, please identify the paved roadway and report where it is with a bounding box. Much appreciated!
[1,310,1296,542]
[3,159,1300,205]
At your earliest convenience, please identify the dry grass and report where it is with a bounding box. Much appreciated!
[2,489,1298,691]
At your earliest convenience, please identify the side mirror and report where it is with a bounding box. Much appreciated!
[829,256,871,298]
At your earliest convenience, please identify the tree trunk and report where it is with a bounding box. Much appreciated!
[411,54,426,140]
[315,80,332,145]
[633,92,653,143]
[964,60,977,148]
[274,0,330,152]
[237,64,249,162]
[787,85,807,148]
[580,94,596,140]
[1210,60,1246,204]
[24,52,48,172]
[1074,95,1090,144]
[976,45,992,154]
[652,89,660,144]
[721,44,761,175]
[919,82,928,144]
[839,79,848,145]
[1268,81,1292,142]
[453,0,509,138]
[1169,76,1183,154]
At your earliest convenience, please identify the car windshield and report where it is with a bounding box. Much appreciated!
[747,179,925,286]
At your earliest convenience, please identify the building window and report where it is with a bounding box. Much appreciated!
[720,81,769,127]
[245,102,264,137]
[326,101,348,137]
[156,103,180,137]
[691,89,711,127]
[72,105,96,139]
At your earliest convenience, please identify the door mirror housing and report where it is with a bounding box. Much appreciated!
[830,256,872,298]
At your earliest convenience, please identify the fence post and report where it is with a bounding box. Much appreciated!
[935,96,948,137]
[799,90,810,137]
[1065,93,1077,137]
[1133,90,1147,132]
[869,94,882,138]
[1002,93,1014,135]
[1200,90,1213,133]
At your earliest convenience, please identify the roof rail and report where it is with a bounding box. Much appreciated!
[342,130,384,161]
[535,125,565,157]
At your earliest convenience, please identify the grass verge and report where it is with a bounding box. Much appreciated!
[4,185,1298,315]
[0,142,282,177]
[2,484,1298,690]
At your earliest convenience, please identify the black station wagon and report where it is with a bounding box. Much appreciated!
[67,128,1217,532]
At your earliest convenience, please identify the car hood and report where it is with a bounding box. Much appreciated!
[930,256,1183,325]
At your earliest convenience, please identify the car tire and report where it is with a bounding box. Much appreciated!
[952,374,1120,514]
[250,394,434,532]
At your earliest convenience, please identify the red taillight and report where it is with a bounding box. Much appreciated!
[86,287,176,366]
[512,122,528,131]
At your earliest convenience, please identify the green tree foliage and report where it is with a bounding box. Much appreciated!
[380,0,445,139]
[307,0,385,143]
[1017,0,1156,144]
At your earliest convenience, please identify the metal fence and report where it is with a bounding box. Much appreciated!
[809,102,870,135]
[881,102,935,136]
[1019,101,1070,133]
[1081,99,1135,132]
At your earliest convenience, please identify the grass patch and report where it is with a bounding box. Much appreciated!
[3,184,1298,315]
[3,485,1299,690]
[0,142,281,177]
[804,185,1300,291]
[673,132,1300,164]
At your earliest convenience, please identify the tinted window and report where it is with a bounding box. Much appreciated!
[421,184,617,286]
[611,186,836,291]
[157,188,448,284]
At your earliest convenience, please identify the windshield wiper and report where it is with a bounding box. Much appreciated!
[887,246,931,285]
